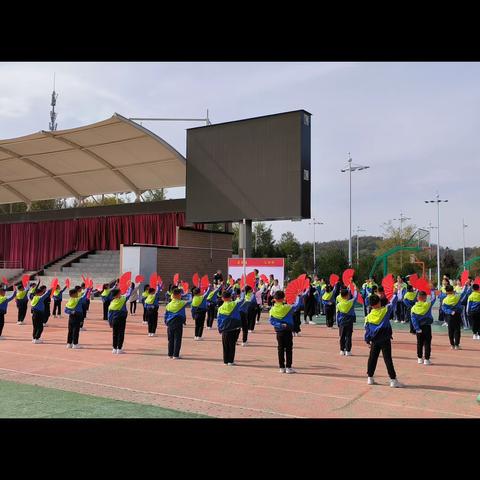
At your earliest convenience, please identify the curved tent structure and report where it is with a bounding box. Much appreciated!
[0,113,186,204]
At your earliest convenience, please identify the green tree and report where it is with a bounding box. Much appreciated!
[252,222,276,257]
[441,248,459,279]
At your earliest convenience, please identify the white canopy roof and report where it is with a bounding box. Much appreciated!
[0,113,186,204]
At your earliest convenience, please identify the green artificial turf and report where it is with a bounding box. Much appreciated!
[0,379,210,418]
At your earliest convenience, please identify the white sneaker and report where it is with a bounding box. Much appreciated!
[248,330,254,333]
[197,337,203,341]
[418,358,424,364]
[442,322,448,327]
[424,359,431,365]
[454,345,461,350]
[36,339,43,344]
[32,339,35,343]
[43,323,48,327]
[16,321,21,325]
[116,349,124,354]
[285,368,296,374]
[81,327,86,331]
[112,348,117,354]
[67,344,73,349]
[208,327,213,330]
[345,351,352,356]
[227,362,235,366]
[143,321,147,325]
[173,356,181,360]
[450,345,455,349]
[476,334,480,340]
[367,377,376,385]
[279,368,286,373]
[390,379,404,388]
[242,342,247,347]
[72,344,81,349]
[296,332,301,337]
[474,335,477,340]
[394,320,399,323]
[339,350,345,356]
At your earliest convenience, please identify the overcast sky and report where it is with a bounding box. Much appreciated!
[0,62,478,249]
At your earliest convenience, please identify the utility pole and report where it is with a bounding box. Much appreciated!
[309,218,324,275]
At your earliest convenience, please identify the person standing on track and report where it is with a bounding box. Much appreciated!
[322,285,335,328]
[0,285,17,338]
[29,285,52,344]
[441,284,471,349]
[336,287,358,356]
[15,284,29,325]
[191,285,211,341]
[217,290,242,366]
[144,283,162,336]
[108,286,133,354]
[364,293,403,388]
[52,283,67,318]
[411,289,436,365]
[269,290,302,374]
[467,283,480,340]
[128,281,140,316]
[65,288,87,349]
[164,288,191,359]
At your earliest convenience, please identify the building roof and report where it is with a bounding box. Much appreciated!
[0,113,186,204]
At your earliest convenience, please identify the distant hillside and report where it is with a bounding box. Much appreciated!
[316,236,383,257]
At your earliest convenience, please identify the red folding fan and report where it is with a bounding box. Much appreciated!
[260,274,269,284]
[475,277,480,286]
[246,271,256,289]
[65,278,70,289]
[416,277,431,294]
[173,273,179,285]
[50,278,59,297]
[1,276,8,285]
[409,273,419,289]
[381,274,395,300]
[181,282,189,293]
[285,275,310,304]
[149,272,157,288]
[329,273,339,286]
[342,269,355,288]
[461,270,470,287]
[135,274,145,284]
[22,274,30,289]
[192,273,200,288]
[119,272,132,294]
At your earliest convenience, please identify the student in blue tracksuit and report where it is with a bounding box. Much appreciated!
[140,284,150,324]
[0,286,17,337]
[364,293,403,387]
[100,282,116,321]
[191,286,211,340]
[144,284,162,336]
[15,284,29,325]
[239,285,257,345]
[322,285,336,327]
[411,289,436,365]
[336,287,358,356]
[164,288,191,359]
[441,284,470,349]
[52,284,67,318]
[108,287,132,354]
[217,290,242,365]
[206,285,221,329]
[75,285,92,331]
[402,285,418,334]
[467,283,480,340]
[64,288,87,349]
[30,286,52,343]
[269,290,302,373]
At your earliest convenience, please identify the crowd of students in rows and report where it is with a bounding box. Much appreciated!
[0,268,478,387]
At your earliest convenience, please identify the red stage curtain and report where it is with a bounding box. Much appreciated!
[0,212,185,270]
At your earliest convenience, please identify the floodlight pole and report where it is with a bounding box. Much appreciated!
[355,226,366,266]
[462,219,468,270]
[425,193,448,289]
[341,154,369,267]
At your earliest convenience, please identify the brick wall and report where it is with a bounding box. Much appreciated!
[157,227,232,286]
